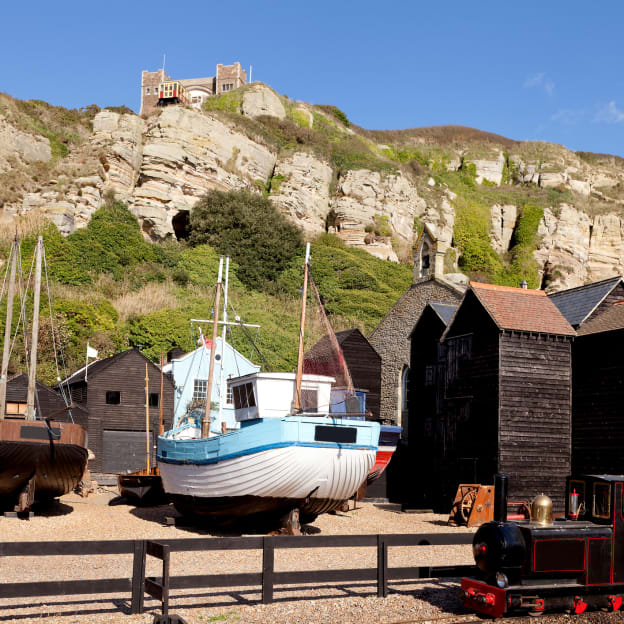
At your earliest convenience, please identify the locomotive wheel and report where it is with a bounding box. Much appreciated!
[460,489,478,522]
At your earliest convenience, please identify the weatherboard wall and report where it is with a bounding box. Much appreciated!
[572,330,624,476]
[498,331,572,512]
[66,349,175,473]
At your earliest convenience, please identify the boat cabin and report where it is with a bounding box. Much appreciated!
[229,372,335,422]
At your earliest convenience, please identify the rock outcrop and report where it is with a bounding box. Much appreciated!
[3,94,624,292]
[0,114,51,170]
[241,85,286,120]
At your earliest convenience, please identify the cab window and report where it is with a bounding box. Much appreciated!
[593,482,611,519]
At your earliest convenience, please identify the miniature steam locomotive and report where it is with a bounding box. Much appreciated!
[461,473,624,617]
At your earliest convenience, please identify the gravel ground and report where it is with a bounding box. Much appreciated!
[0,491,618,624]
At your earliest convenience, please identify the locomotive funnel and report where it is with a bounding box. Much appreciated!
[494,473,508,522]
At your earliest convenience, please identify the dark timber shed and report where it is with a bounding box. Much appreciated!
[409,282,575,512]
[549,276,624,329]
[407,302,457,508]
[572,302,624,475]
[59,349,174,474]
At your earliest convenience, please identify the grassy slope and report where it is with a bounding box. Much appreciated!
[0,212,412,384]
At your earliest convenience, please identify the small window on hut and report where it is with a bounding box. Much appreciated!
[193,379,207,401]
[106,391,121,405]
[424,365,435,386]
[446,334,473,382]
[5,402,26,418]
[593,482,611,520]
[149,393,159,408]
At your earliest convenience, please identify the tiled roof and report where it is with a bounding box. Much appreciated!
[577,302,624,336]
[430,302,457,326]
[471,282,576,336]
[548,276,622,327]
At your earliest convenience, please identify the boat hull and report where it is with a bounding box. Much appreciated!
[158,416,379,524]
[367,425,401,484]
[118,470,165,506]
[0,420,88,509]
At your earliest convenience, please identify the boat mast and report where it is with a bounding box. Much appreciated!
[25,236,43,421]
[0,236,18,420]
[159,350,164,436]
[293,243,311,413]
[202,257,223,438]
[218,256,230,431]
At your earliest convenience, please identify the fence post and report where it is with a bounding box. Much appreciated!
[377,535,387,598]
[130,539,147,614]
[262,536,275,604]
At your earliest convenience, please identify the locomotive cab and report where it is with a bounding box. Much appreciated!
[462,474,624,617]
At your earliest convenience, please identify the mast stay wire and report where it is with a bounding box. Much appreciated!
[42,245,74,421]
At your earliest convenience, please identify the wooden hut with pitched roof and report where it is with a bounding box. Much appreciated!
[60,348,175,475]
[549,276,624,329]
[406,302,458,508]
[572,302,624,475]
[415,282,575,511]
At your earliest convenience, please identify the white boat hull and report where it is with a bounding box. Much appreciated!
[159,445,376,522]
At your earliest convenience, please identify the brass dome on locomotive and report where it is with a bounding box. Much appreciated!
[530,493,553,525]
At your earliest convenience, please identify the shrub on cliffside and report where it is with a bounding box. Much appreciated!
[188,190,303,288]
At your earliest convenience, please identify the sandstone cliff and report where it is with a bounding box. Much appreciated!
[2,85,624,291]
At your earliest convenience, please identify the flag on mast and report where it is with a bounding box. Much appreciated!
[85,343,98,382]
[198,327,212,349]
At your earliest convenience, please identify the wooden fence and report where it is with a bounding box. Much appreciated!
[0,533,475,616]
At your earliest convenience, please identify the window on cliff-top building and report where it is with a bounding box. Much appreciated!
[145,87,150,95]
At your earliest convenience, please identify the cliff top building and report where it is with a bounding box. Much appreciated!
[140,62,247,115]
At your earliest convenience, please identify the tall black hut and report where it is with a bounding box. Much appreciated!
[571,302,624,475]
[406,302,457,508]
[410,282,575,511]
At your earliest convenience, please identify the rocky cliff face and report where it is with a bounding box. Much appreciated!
[2,84,624,290]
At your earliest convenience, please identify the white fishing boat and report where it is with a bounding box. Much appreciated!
[157,248,380,527]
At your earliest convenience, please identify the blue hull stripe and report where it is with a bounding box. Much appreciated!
[157,440,377,466]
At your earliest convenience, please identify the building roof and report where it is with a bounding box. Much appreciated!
[548,276,623,327]
[577,302,624,336]
[6,372,88,420]
[470,282,576,336]
[430,302,458,325]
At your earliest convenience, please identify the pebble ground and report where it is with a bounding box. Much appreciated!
[0,490,619,623]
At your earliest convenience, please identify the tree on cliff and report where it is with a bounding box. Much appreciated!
[189,189,303,288]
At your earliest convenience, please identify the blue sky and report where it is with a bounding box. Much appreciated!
[2,0,623,155]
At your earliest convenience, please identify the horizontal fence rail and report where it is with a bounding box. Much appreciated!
[0,533,476,615]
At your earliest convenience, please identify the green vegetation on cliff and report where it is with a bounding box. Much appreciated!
[0,199,412,384]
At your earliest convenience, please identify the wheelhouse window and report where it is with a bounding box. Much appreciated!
[301,389,318,412]
[232,382,256,409]
[193,379,207,401]
[149,393,159,408]
[106,391,120,405]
